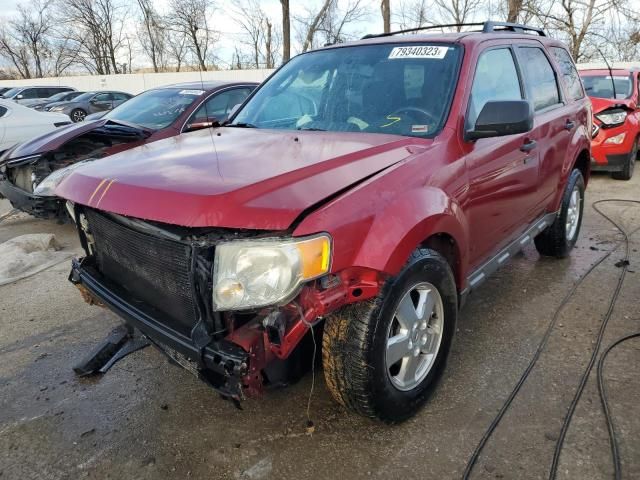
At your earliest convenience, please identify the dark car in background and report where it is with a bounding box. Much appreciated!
[30,91,85,111]
[2,86,76,104]
[0,80,257,218]
[49,91,133,122]
[579,68,640,180]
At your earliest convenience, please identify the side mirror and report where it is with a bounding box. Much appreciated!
[16,94,23,99]
[185,116,220,132]
[466,100,533,141]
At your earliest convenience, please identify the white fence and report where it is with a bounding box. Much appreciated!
[0,69,275,94]
[0,62,638,95]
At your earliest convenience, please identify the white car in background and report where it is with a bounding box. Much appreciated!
[0,100,71,153]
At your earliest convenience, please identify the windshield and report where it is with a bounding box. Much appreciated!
[581,74,633,99]
[232,43,461,137]
[104,88,204,129]
[2,88,21,98]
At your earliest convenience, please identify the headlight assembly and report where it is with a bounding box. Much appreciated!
[595,109,627,126]
[32,161,87,196]
[212,234,331,310]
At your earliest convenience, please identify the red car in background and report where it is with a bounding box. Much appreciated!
[0,81,257,218]
[579,68,640,180]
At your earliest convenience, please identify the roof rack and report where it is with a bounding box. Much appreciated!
[361,20,545,39]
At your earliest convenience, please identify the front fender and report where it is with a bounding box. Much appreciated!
[352,187,468,284]
[294,182,469,288]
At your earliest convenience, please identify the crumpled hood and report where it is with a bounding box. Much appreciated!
[3,119,106,164]
[56,127,426,230]
[590,96,636,114]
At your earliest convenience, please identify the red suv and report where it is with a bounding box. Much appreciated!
[57,22,591,422]
[579,67,640,180]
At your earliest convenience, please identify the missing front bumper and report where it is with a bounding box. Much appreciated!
[69,257,251,400]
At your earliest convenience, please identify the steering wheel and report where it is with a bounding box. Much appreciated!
[389,106,437,125]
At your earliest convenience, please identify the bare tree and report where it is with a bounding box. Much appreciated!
[281,0,291,62]
[299,0,332,52]
[58,0,127,74]
[296,0,368,51]
[381,0,391,33]
[169,0,216,71]
[232,0,280,69]
[528,0,633,61]
[167,31,188,72]
[434,0,481,30]
[137,0,167,72]
[394,0,430,30]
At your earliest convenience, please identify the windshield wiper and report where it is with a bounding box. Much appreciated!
[297,127,326,131]
[227,122,257,128]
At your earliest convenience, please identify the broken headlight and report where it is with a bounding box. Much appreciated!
[212,234,331,311]
[595,109,627,127]
[33,161,88,196]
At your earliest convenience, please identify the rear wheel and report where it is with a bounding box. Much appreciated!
[535,168,585,258]
[611,137,637,180]
[322,249,457,422]
[70,108,87,123]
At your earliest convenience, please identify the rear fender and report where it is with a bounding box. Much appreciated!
[550,124,591,212]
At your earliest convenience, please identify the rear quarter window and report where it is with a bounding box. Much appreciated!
[550,47,584,101]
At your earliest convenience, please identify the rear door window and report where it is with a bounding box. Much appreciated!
[550,47,584,101]
[468,48,523,128]
[517,47,562,111]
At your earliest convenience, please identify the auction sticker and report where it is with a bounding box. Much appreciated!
[179,89,205,95]
[388,46,448,59]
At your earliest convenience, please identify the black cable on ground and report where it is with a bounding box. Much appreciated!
[549,200,640,480]
[462,199,640,480]
[597,332,640,480]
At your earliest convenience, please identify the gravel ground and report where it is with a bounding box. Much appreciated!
[0,172,639,480]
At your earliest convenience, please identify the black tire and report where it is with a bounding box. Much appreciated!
[534,168,585,258]
[70,108,87,123]
[611,137,637,180]
[322,248,457,422]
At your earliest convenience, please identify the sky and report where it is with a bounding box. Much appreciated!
[0,0,385,71]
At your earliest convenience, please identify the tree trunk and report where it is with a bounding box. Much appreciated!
[265,19,273,68]
[506,0,523,23]
[303,0,332,52]
[381,0,390,33]
[280,0,290,62]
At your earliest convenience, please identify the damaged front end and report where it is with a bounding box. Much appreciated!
[68,204,384,401]
[0,124,148,219]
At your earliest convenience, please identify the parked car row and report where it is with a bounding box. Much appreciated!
[0,21,638,422]
[0,81,256,217]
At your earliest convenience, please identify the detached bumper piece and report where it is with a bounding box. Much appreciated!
[70,258,251,400]
[0,178,62,218]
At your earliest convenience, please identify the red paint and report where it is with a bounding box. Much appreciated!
[60,34,592,394]
[580,69,640,167]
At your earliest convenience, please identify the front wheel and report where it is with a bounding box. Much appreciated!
[322,249,457,422]
[535,168,585,258]
[70,108,87,123]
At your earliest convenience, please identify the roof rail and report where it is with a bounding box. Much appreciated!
[361,20,545,39]
[482,21,545,36]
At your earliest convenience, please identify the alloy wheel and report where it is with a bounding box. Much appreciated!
[385,282,444,391]
[565,185,581,241]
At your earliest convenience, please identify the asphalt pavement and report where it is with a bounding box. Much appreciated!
[0,172,639,479]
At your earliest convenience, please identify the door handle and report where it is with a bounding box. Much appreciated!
[520,140,537,152]
[564,119,575,130]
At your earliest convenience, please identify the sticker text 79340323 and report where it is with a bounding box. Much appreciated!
[388,46,448,60]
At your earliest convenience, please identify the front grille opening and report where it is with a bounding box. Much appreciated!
[86,209,198,336]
